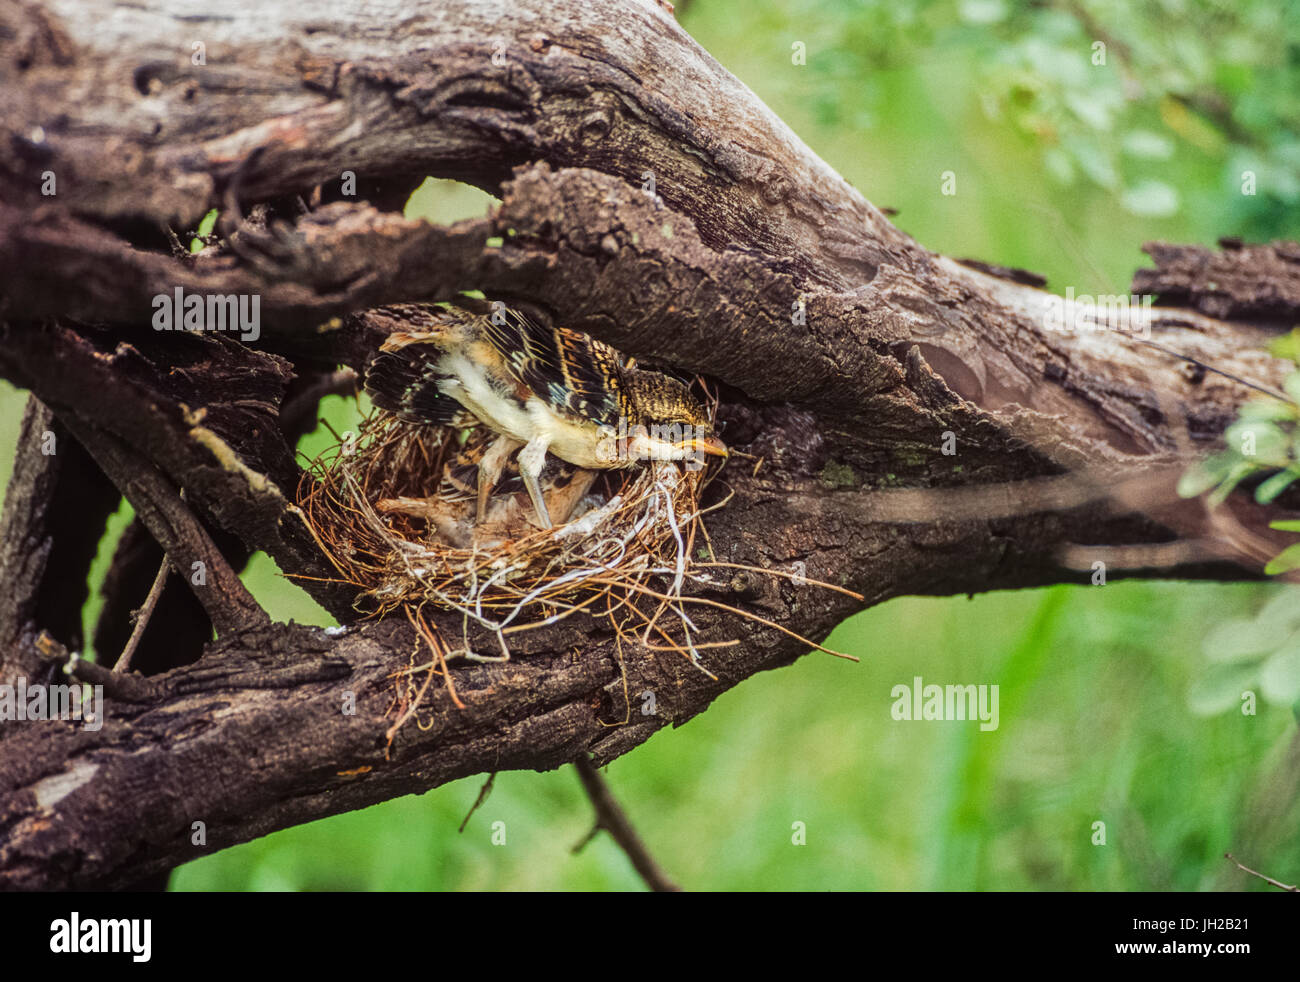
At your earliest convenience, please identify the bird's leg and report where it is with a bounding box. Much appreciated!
[517,435,554,529]
[476,434,522,524]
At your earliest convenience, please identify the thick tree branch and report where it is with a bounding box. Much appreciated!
[0,397,118,681]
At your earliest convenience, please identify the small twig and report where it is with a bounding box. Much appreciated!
[1225,852,1299,892]
[696,560,865,600]
[458,772,496,833]
[571,825,600,852]
[281,368,360,436]
[590,575,861,662]
[113,559,170,673]
[1128,336,1291,403]
[384,614,440,754]
[413,606,463,709]
[572,755,681,892]
[384,606,464,755]
[35,631,162,702]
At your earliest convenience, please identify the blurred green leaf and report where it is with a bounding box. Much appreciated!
[1238,399,1297,422]
[1121,180,1180,217]
[1225,420,1290,465]
[1261,641,1300,705]
[1188,662,1260,716]
[1202,617,1292,663]
[1264,543,1300,576]
[1207,460,1256,508]
[1256,588,1300,630]
[1122,130,1175,160]
[1177,454,1235,499]
[189,208,218,253]
[1284,372,1300,405]
[1255,467,1300,504]
[1268,329,1300,364]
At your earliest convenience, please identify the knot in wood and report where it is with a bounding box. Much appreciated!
[579,107,614,145]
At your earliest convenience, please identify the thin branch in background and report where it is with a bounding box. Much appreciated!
[572,755,681,892]
[458,772,496,833]
[113,559,170,673]
[1225,852,1298,892]
[571,824,600,853]
[281,368,360,437]
[58,418,268,636]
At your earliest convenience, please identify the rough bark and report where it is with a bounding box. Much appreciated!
[0,0,1297,889]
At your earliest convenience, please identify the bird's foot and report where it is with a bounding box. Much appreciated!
[518,435,554,529]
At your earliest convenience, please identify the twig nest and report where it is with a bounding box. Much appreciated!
[298,409,724,666]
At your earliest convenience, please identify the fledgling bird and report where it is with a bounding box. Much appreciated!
[364,299,727,529]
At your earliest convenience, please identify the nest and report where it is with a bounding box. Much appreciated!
[297,398,858,742]
[298,406,744,678]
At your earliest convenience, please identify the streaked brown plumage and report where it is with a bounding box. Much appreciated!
[365,298,726,528]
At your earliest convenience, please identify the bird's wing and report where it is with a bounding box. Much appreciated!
[546,327,630,426]
[365,332,477,428]
[466,301,629,427]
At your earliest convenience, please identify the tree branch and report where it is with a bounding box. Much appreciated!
[572,755,681,892]
[59,420,267,636]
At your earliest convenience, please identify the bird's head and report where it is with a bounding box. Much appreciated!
[617,371,728,466]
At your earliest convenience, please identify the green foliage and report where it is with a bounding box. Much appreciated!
[1178,333,1300,571]
[729,0,1300,240]
[189,208,218,254]
[1194,591,1300,713]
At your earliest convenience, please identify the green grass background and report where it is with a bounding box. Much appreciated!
[2,0,1298,890]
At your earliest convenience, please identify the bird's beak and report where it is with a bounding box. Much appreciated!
[686,434,729,458]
